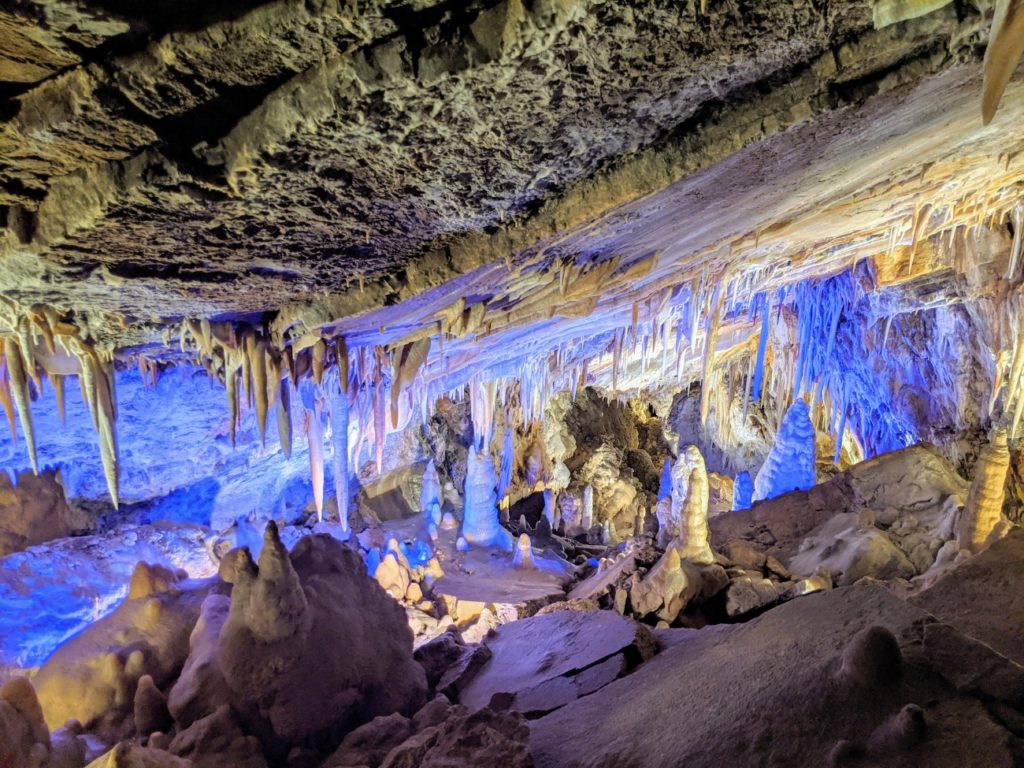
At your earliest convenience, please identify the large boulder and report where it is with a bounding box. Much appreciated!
[0,468,89,557]
[217,523,427,747]
[790,512,916,586]
[458,610,654,715]
[531,585,1024,767]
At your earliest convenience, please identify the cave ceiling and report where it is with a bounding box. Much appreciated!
[0,0,1011,386]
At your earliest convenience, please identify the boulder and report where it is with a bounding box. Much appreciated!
[167,705,266,768]
[458,610,655,714]
[531,585,1024,768]
[789,513,915,586]
[0,468,89,557]
[380,707,532,768]
[0,677,50,768]
[216,524,427,747]
[34,562,209,733]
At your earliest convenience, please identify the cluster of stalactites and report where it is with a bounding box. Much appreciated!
[0,305,121,507]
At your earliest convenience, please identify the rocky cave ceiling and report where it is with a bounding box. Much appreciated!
[0,0,999,353]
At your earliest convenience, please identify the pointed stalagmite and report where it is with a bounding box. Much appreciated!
[677,464,713,565]
[462,449,513,550]
[421,458,442,525]
[753,399,816,502]
[956,427,1011,553]
[512,533,536,570]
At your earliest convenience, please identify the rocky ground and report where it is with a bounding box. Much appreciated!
[2,422,1023,767]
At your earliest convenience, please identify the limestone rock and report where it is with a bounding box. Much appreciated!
[217,523,426,747]
[531,585,1023,768]
[34,562,207,733]
[459,610,655,714]
[790,513,916,586]
[86,743,190,768]
[0,468,89,557]
[322,712,414,768]
[723,576,781,619]
[0,676,50,768]
[380,707,533,768]
[168,705,266,768]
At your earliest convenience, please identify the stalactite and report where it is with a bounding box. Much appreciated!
[227,363,240,448]
[4,338,36,474]
[330,339,351,534]
[277,380,293,459]
[373,346,386,475]
[0,353,17,442]
[250,334,269,446]
[391,337,430,429]
[699,279,724,425]
[304,404,325,523]
[981,0,1024,125]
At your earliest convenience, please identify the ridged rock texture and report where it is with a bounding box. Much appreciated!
[218,522,427,747]
[753,399,816,502]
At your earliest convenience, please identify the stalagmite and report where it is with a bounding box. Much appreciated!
[582,484,594,531]
[676,465,713,564]
[668,446,705,542]
[956,427,1011,553]
[304,405,325,522]
[462,449,513,550]
[512,533,535,570]
[658,458,672,501]
[753,399,816,502]
[421,458,442,525]
[4,338,37,474]
[726,470,750,511]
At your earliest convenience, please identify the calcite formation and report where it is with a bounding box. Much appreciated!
[5,3,1024,768]
[753,399,816,502]
[956,427,1011,553]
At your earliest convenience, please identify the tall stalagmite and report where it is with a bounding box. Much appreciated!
[462,449,513,550]
[753,399,816,502]
[956,427,1011,553]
